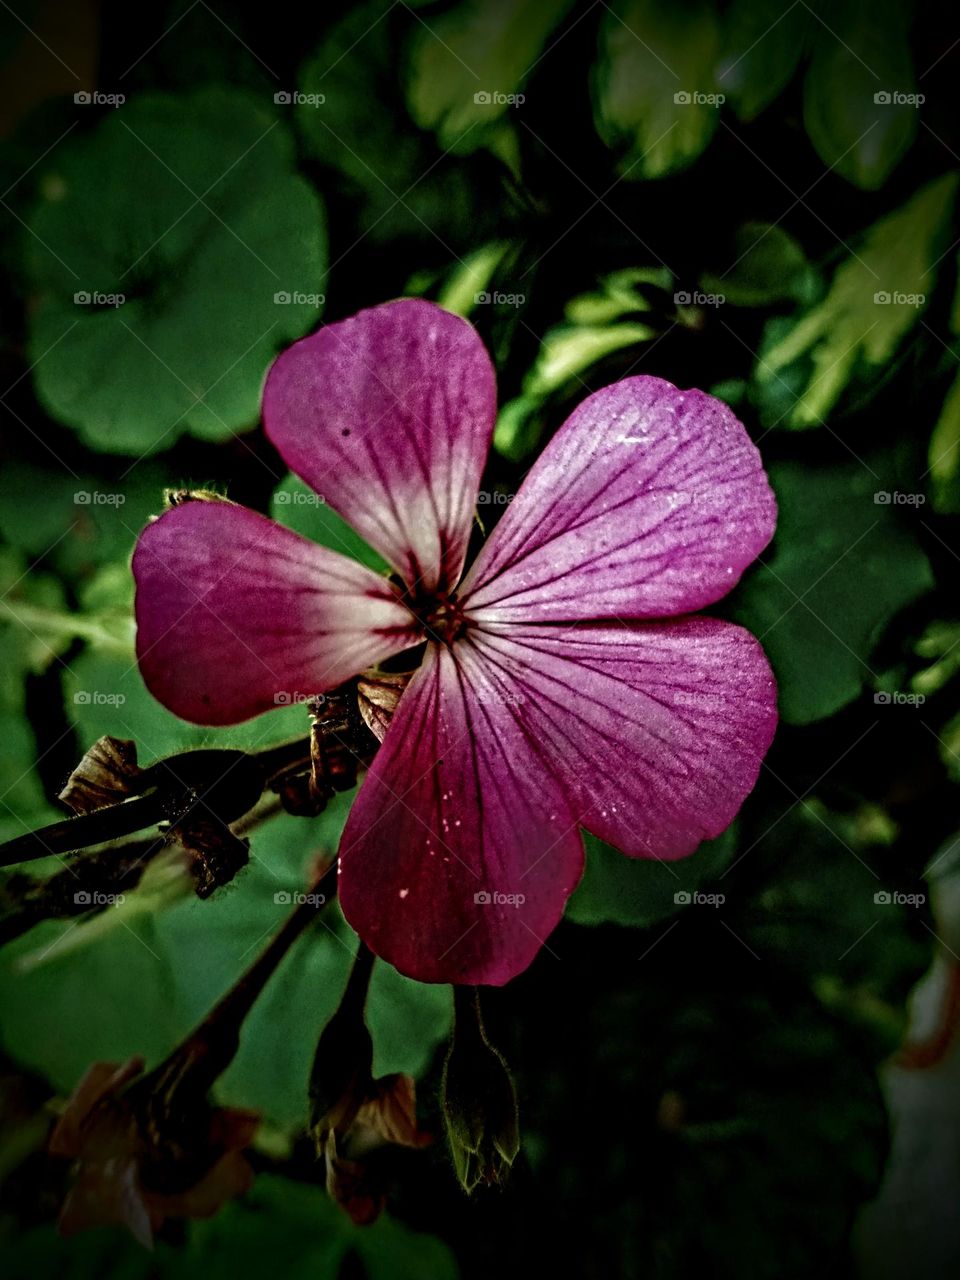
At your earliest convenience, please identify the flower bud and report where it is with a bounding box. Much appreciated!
[308,946,376,1139]
[441,988,519,1193]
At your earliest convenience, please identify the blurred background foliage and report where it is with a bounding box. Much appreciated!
[1,0,960,1276]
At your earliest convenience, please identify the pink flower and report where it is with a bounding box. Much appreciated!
[133,299,777,986]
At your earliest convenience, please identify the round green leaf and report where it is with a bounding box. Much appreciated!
[566,826,736,927]
[271,474,388,573]
[24,88,326,454]
[729,457,934,724]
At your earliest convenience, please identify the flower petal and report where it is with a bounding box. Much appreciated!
[337,642,584,986]
[460,376,776,622]
[470,617,777,858]
[133,503,418,726]
[263,299,496,594]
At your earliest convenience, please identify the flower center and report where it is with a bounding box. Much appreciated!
[417,593,467,645]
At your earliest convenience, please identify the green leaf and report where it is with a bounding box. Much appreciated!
[562,266,671,325]
[701,222,812,308]
[525,320,657,395]
[716,0,809,121]
[298,4,495,247]
[368,962,453,1078]
[927,261,960,513]
[728,457,934,724]
[270,475,389,573]
[405,0,574,154]
[928,367,960,514]
[742,802,929,1045]
[490,393,548,463]
[0,800,451,1131]
[24,88,326,454]
[435,240,511,317]
[593,0,722,179]
[492,318,657,462]
[1,1176,459,1280]
[566,825,736,927]
[492,267,665,461]
[803,0,918,190]
[0,806,345,1123]
[753,172,958,428]
[0,548,70,841]
[518,941,891,1275]
[0,546,71,677]
[0,459,172,581]
[64,643,311,764]
[186,1178,460,1280]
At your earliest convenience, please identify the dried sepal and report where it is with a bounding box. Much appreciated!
[59,737,143,815]
[356,670,412,743]
[176,818,250,899]
[308,687,373,802]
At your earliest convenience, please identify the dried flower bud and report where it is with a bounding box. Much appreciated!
[49,1054,257,1247]
[309,946,429,1223]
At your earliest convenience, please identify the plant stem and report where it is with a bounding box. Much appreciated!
[158,857,339,1092]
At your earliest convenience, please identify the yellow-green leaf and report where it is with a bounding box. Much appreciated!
[406,0,574,154]
[756,172,957,428]
[593,0,721,179]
